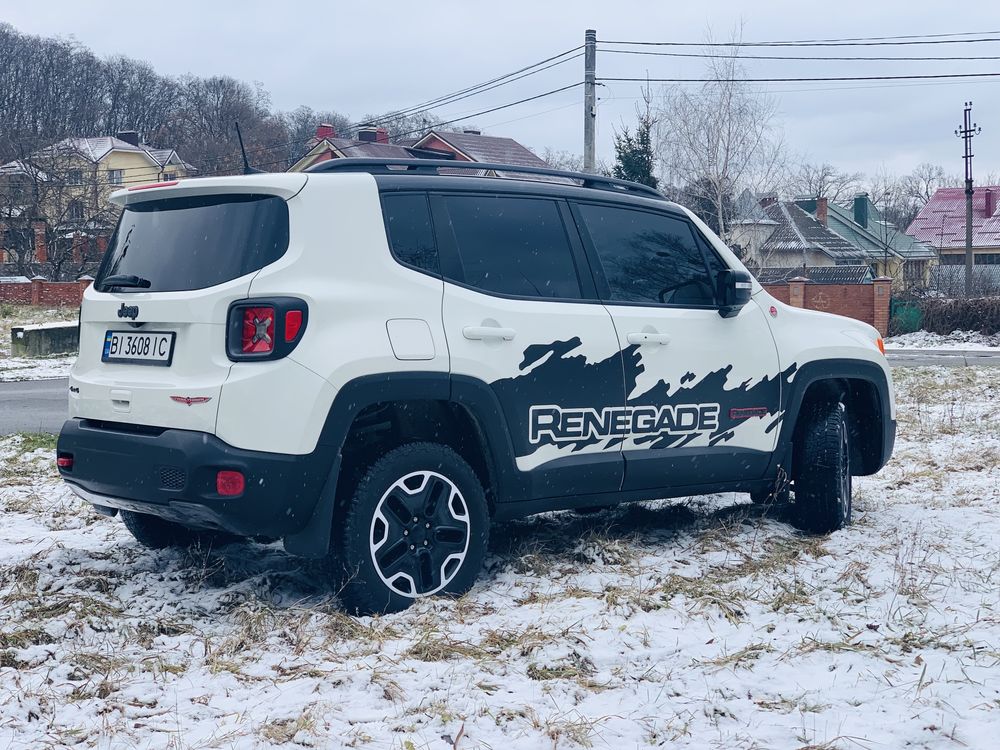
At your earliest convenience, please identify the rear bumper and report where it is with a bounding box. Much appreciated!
[57,418,334,537]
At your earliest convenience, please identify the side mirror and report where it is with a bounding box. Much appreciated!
[717,269,753,318]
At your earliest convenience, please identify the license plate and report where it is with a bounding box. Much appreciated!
[102,330,175,366]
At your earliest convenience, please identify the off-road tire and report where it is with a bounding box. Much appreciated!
[791,402,852,534]
[120,510,232,550]
[334,442,490,616]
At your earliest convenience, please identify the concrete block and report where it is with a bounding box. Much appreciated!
[11,322,79,357]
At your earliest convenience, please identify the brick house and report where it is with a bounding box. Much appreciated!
[287,125,423,172]
[795,193,936,289]
[730,194,934,290]
[0,132,195,278]
[906,186,1000,293]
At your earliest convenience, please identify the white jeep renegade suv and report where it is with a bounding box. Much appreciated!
[57,159,896,614]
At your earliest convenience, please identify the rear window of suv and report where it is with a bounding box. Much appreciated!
[96,193,289,293]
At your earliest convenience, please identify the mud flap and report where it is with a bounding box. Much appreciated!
[282,454,342,558]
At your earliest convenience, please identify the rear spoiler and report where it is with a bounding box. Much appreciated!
[110,173,309,207]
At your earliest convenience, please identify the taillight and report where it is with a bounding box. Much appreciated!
[216,470,245,496]
[241,306,275,354]
[284,310,303,342]
[226,298,308,361]
[876,337,886,355]
[57,454,73,470]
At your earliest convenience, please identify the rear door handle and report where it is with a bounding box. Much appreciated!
[627,332,671,346]
[463,326,517,341]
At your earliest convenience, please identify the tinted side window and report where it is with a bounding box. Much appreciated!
[577,204,716,306]
[443,195,582,299]
[382,193,439,274]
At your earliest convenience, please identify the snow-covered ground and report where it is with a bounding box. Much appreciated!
[886,330,1000,350]
[0,308,77,382]
[0,366,998,749]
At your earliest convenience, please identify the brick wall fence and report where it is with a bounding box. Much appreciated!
[762,276,892,336]
[0,276,93,307]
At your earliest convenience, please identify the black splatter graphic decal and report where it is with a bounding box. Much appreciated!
[491,337,796,459]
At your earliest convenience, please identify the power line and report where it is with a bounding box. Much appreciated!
[599,48,1000,62]
[598,72,1000,83]
[365,46,583,124]
[600,36,1000,48]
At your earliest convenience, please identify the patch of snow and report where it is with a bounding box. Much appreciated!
[0,366,997,748]
[0,355,75,382]
[885,329,1000,350]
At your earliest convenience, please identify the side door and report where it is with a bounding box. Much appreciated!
[571,200,784,492]
[435,192,625,499]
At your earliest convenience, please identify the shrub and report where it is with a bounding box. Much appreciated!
[916,297,1000,335]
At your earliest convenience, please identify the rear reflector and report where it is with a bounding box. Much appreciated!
[241,307,275,354]
[216,470,245,497]
[57,454,73,470]
[284,310,303,342]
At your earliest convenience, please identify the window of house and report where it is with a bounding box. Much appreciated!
[381,193,439,274]
[442,195,582,299]
[975,253,1000,265]
[68,201,84,221]
[67,169,83,185]
[576,203,717,306]
[108,169,124,185]
[162,172,175,182]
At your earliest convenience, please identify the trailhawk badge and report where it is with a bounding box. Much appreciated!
[529,403,721,445]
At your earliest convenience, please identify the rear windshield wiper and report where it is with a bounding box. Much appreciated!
[100,274,152,290]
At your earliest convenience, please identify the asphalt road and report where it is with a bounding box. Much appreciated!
[0,349,998,436]
[0,378,68,436]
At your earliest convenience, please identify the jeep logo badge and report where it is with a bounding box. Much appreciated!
[117,303,139,320]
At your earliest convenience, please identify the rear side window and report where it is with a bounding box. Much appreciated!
[576,203,716,306]
[381,193,439,274]
[96,194,288,293]
[442,195,582,299]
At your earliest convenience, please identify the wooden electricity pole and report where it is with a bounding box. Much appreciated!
[583,29,597,174]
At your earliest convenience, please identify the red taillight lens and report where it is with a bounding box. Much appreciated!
[284,310,303,342]
[241,307,275,354]
[216,470,245,496]
[57,454,73,470]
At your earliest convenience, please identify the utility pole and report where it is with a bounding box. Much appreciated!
[583,29,597,174]
[955,101,981,297]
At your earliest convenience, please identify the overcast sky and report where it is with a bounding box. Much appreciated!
[4,1,1000,181]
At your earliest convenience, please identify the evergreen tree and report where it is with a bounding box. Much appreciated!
[611,106,658,189]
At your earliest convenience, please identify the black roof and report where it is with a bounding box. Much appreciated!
[307,157,666,201]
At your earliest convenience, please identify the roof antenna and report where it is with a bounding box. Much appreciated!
[235,121,261,174]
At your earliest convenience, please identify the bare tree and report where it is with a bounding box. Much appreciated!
[787,162,863,203]
[656,34,785,238]
[540,148,584,172]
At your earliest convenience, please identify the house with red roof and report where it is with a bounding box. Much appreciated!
[288,125,558,179]
[907,186,1000,267]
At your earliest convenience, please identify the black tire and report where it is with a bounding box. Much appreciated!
[120,510,235,550]
[333,442,490,616]
[791,402,852,534]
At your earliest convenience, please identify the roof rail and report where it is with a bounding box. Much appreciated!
[305,157,665,200]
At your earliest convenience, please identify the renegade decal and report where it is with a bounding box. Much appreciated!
[491,337,798,457]
[530,403,721,444]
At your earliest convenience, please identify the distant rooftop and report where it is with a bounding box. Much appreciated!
[907,186,1000,249]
